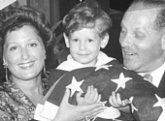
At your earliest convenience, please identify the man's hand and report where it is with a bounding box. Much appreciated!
[109,91,130,113]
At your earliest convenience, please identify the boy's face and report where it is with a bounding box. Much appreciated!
[65,28,108,66]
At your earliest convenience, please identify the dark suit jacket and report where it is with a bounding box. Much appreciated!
[157,71,165,97]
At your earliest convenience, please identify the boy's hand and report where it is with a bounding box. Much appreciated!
[109,91,130,113]
[76,86,101,105]
[54,88,104,121]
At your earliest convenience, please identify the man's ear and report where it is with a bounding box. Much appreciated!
[43,49,46,60]
[63,33,70,48]
[101,33,109,49]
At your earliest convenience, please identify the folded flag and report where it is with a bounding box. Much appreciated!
[43,60,163,121]
[0,0,16,10]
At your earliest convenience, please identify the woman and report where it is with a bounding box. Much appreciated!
[0,6,104,121]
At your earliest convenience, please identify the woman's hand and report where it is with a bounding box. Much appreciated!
[76,86,101,105]
[53,88,104,121]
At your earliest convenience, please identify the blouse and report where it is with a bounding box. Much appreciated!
[0,77,49,121]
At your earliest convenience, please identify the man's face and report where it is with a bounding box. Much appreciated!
[119,4,165,73]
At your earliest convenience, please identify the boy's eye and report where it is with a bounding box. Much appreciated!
[9,46,17,51]
[88,39,94,42]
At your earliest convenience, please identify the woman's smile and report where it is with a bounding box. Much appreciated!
[18,61,35,69]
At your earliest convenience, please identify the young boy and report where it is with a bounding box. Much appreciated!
[56,2,131,114]
[56,1,115,71]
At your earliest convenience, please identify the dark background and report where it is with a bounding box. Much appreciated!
[0,0,133,78]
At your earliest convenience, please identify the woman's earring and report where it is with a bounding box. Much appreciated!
[42,64,47,77]
[3,59,9,81]
[3,59,7,68]
[43,65,46,75]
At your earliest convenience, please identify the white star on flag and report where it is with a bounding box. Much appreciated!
[66,76,84,97]
[0,0,16,10]
[111,72,132,91]
[153,94,165,121]
[129,96,138,113]
[95,65,112,71]
[97,106,121,120]
[154,94,165,108]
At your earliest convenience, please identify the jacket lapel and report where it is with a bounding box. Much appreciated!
[157,71,165,97]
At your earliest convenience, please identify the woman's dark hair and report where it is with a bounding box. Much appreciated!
[0,6,53,48]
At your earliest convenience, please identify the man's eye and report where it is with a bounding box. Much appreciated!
[72,39,78,42]
[30,43,38,47]
[120,28,126,35]
[135,32,145,39]
[88,39,94,42]
[9,46,17,51]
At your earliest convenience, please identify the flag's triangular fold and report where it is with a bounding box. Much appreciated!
[0,0,17,10]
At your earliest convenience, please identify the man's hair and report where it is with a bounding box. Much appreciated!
[132,0,165,30]
[62,1,112,38]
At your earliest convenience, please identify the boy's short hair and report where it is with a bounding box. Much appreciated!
[62,1,112,38]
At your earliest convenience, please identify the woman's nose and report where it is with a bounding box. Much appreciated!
[21,48,29,59]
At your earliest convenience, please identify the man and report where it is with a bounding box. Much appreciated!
[110,0,165,120]
[119,0,165,97]
[110,0,165,106]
